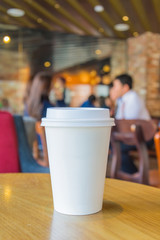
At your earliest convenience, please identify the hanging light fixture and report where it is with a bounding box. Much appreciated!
[94,5,104,12]
[114,23,130,31]
[7,8,25,17]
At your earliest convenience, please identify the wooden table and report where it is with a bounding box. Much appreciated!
[0,174,160,240]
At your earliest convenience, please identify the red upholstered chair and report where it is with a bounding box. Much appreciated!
[0,111,20,173]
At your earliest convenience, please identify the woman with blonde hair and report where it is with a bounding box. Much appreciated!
[24,71,54,120]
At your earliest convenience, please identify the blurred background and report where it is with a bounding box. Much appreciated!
[0,0,160,116]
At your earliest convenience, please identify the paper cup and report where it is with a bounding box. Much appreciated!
[41,108,114,215]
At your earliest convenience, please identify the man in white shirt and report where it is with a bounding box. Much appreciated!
[111,74,151,174]
[112,74,150,120]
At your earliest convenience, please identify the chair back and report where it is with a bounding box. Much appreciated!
[154,131,160,173]
[111,119,157,184]
[113,119,157,143]
[0,111,20,173]
[35,121,49,167]
[14,115,49,173]
[23,116,36,150]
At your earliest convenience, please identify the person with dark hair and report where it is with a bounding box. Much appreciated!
[112,74,150,120]
[98,96,108,108]
[53,76,68,107]
[80,94,97,108]
[24,71,54,154]
[111,73,151,174]
[24,71,54,120]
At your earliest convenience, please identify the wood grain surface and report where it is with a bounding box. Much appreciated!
[0,173,160,240]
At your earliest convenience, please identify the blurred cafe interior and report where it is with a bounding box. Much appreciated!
[1,0,160,239]
[0,0,160,181]
[0,0,160,169]
[1,0,160,115]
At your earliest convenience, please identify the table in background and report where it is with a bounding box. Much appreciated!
[0,174,160,240]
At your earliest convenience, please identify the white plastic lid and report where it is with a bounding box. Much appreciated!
[41,108,115,127]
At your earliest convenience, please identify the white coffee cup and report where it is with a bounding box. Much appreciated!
[41,108,114,215]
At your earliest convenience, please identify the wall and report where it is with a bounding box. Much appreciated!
[128,32,160,117]
[110,40,127,79]
[0,81,26,114]
[0,49,30,113]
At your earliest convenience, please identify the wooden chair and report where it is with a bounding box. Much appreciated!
[154,130,160,174]
[111,119,157,185]
[14,115,49,173]
[23,116,37,150]
[35,121,49,167]
[148,130,160,187]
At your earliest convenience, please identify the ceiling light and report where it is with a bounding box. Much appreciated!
[114,23,130,31]
[99,28,104,33]
[37,18,43,23]
[3,36,11,44]
[44,61,51,68]
[94,5,104,12]
[95,49,102,55]
[133,32,139,37]
[122,16,129,21]
[55,4,60,9]
[7,8,25,17]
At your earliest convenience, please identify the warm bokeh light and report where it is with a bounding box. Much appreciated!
[103,65,110,72]
[37,18,43,23]
[66,76,72,82]
[122,16,129,21]
[133,32,139,37]
[99,28,104,33]
[95,76,101,84]
[3,36,11,44]
[95,49,102,55]
[102,75,111,85]
[90,70,97,77]
[55,3,60,8]
[4,186,11,199]
[90,78,97,85]
[44,61,51,67]
[79,71,90,84]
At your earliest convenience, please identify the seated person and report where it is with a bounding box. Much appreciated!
[98,96,109,109]
[105,95,115,117]
[112,74,150,120]
[111,73,152,174]
[24,71,54,152]
[24,71,54,120]
[81,94,97,108]
[53,76,68,107]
